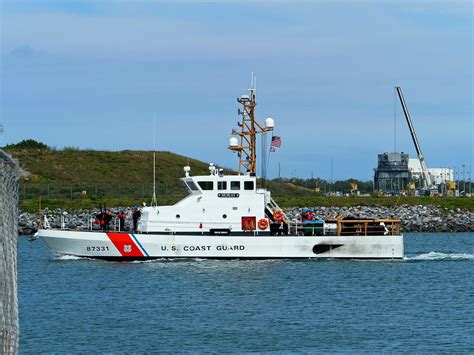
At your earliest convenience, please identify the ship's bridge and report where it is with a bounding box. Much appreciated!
[139,164,277,234]
[181,165,259,197]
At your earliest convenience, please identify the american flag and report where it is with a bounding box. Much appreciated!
[271,136,281,148]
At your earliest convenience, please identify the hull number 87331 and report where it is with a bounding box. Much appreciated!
[86,246,110,252]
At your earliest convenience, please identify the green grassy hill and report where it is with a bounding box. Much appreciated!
[6,141,321,210]
[5,140,473,211]
[7,147,211,184]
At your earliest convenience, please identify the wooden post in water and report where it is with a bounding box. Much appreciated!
[0,150,20,353]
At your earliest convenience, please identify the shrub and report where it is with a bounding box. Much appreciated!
[4,139,50,150]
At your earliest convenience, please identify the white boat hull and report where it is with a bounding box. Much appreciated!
[37,229,404,260]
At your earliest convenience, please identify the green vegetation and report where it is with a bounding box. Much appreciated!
[6,144,215,185]
[4,139,50,150]
[5,140,473,212]
[19,197,180,212]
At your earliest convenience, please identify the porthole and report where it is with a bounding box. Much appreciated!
[176,214,181,219]
[223,214,227,219]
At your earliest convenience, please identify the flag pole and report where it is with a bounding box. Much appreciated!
[266,132,275,179]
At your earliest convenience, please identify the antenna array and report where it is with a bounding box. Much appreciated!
[228,75,274,175]
[151,114,157,207]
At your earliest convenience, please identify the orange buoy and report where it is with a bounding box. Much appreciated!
[258,218,269,230]
[273,210,284,222]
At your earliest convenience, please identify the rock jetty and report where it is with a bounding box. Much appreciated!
[18,205,473,235]
[283,205,472,233]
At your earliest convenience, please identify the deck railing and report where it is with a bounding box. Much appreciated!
[289,219,401,237]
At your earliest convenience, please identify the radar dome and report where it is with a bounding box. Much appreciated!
[229,136,239,147]
[265,117,274,129]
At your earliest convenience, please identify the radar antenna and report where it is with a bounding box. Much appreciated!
[228,76,274,175]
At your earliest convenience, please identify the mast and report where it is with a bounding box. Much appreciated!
[151,113,157,207]
[395,86,433,190]
[228,77,274,175]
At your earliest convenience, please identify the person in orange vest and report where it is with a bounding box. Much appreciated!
[117,209,126,231]
[307,208,314,221]
[102,208,113,232]
[301,209,308,222]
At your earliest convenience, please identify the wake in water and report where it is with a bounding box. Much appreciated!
[57,255,84,260]
[55,254,94,261]
[405,252,474,261]
[130,257,211,264]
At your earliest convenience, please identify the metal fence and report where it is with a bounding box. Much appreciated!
[0,150,20,353]
[19,182,187,200]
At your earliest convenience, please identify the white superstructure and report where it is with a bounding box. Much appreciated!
[140,164,270,235]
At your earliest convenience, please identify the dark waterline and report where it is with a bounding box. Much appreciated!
[19,233,474,353]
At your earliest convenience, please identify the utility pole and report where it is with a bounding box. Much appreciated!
[453,166,456,195]
[469,168,472,195]
[468,168,471,195]
[462,164,466,196]
[330,156,333,194]
[455,167,459,196]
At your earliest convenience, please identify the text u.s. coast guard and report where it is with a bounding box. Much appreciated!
[160,245,245,251]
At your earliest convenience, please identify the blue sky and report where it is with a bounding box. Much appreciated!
[1,0,472,180]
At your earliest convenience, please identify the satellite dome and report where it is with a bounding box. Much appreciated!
[229,136,239,147]
[265,117,274,129]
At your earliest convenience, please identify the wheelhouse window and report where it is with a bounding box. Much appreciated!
[231,181,240,190]
[218,181,227,190]
[184,180,198,191]
[198,181,214,190]
[244,181,254,190]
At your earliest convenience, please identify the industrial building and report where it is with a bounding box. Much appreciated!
[374,86,456,195]
[373,152,412,193]
[374,152,455,194]
[408,159,453,186]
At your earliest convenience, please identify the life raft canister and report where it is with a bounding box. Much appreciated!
[273,210,284,222]
[258,218,269,230]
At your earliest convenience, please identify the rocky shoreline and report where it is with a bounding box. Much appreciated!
[18,205,474,235]
[18,205,473,235]
[285,205,473,233]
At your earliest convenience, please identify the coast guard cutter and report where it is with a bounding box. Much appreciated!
[37,83,404,260]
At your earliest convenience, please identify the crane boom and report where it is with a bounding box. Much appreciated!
[395,86,433,190]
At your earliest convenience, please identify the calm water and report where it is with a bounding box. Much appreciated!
[19,233,474,353]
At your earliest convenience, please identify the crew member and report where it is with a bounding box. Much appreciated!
[301,208,308,222]
[117,209,126,231]
[96,209,105,232]
[103,208,113,232]
[132,206,141,233]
